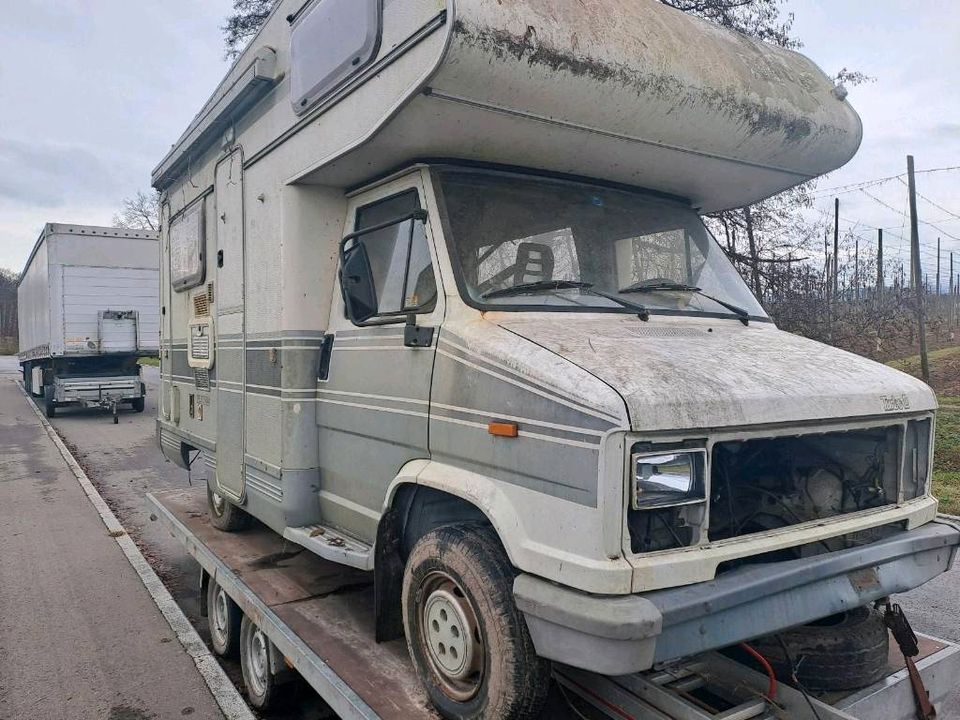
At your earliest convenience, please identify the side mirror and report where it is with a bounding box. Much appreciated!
[339,241,378,323]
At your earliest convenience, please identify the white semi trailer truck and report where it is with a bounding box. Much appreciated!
[151,0,959,718]
[18,223,160,422]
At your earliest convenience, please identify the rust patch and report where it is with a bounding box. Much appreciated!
[453,20,817,143]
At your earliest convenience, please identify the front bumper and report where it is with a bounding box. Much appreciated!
[514,519,960,675]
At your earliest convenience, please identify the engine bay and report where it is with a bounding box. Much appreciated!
[709,427,901,543]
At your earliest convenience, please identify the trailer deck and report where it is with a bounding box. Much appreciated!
[148,488,960,720]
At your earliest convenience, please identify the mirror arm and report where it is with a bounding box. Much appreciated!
[404,313,434,348]
[339,210,428,249]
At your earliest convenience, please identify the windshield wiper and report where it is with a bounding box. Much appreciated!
[581,287,650,320]
[481,280,592,299]
[620,281,751,325]
[481,280,649,319]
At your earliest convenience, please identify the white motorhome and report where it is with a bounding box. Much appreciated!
[152,1,959,717]
[18,224,159,421]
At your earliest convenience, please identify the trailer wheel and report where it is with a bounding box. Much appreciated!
[402,524,550,720]
[207,486,252,531]
[240,615,278,709]
[750,606,889,691]
[43,385,57,418]
[207,578,241,658]
[131,397,145,413]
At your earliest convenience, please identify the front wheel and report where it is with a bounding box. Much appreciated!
[402,524,550,720]
[131,396,145,413]
[207,485,251,531]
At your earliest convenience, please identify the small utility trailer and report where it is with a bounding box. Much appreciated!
[148,489,960,720]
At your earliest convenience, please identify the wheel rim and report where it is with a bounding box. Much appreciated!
[211,587,230,647]
[417,571,484,702]
[247,626,270,697]
[211,491,225,516]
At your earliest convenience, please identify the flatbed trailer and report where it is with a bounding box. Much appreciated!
[148,489,960,720]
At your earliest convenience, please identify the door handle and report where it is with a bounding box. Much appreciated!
[318,334,335,380]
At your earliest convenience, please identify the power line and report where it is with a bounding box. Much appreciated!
[859,188,960,243]
[897,177,960,221]
[808,164,960,198]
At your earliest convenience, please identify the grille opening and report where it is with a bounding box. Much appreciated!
[710,427,901,545]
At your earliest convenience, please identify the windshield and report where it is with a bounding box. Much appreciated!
[434,169,767,320]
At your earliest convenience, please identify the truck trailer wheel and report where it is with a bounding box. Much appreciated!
[43,385,57,418]
[402,524,550,720]
[207,486,252,531]
[131,396,145,413]
[207,578,242,658]
[240,615,279,709]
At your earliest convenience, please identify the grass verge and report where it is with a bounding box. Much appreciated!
[889,347,960,515]
[933,397,960,515]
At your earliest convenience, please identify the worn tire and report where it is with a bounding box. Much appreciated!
[402,524,550,720]
[240,615,277,709]
[750,606,890,691]
[131,396,145,413]
[207,485,252,531]
[207,578,242,658]
[43,385,57,418]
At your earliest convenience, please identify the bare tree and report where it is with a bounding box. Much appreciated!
[223,0,276,59]
[659,0,799,48]
[0,267,19,353]
[113,190,160,232]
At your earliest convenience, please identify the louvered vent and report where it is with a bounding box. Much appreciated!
[193,292,210,318]
[194,368,210,391]
[207,282,215,304]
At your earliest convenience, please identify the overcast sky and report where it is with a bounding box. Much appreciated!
[1,1,958,282]
[0,0,233,271]
[786,0,960,286]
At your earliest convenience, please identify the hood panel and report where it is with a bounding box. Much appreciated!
[496,315,936,433]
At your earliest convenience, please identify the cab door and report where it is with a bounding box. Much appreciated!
[317,176,443,542]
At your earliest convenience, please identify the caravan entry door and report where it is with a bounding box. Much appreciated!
[214,150,246,500]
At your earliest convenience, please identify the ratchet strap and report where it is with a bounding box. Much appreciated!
[883,603,936,720]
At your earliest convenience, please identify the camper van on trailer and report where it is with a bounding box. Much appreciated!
[153,0,959,717]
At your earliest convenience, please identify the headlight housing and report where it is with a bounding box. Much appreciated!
[631,449,706,509]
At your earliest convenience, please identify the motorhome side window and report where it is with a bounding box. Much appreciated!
[169,200,205,292]
[346,191,436,321]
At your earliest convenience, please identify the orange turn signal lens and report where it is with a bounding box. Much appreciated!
[488,421,519,438]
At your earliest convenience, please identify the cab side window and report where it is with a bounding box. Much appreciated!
[350,191,437,319]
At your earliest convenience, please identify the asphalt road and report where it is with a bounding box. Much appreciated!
[1,353,958,718]
[0,358,225,720]
[14,358,333,720]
